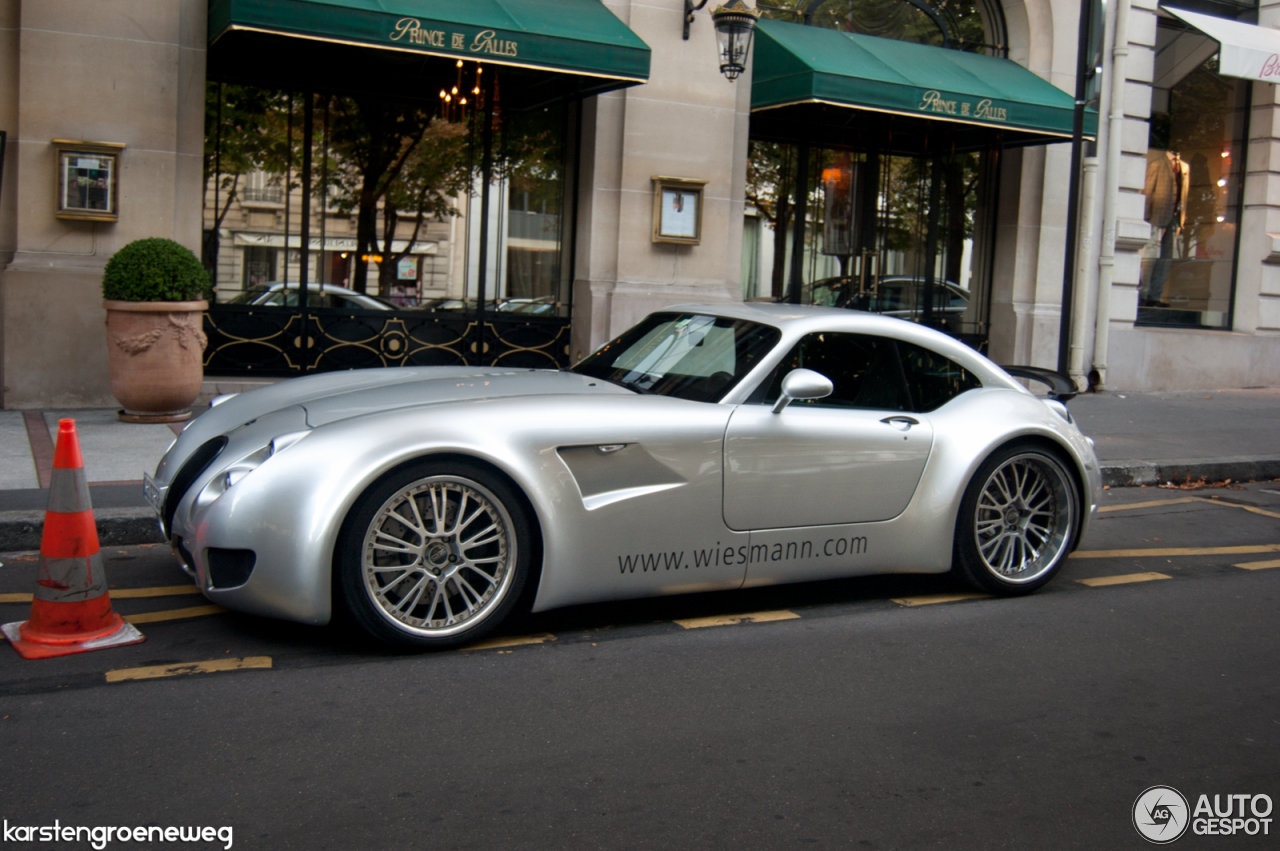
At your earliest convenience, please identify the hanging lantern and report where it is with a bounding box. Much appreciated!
[710,0,760,82]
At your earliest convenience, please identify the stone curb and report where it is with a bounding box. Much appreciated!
[1100,456,1280,488]
[0,507,165,552]
[0,456,1276,550]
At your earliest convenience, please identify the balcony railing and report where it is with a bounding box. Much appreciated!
[241,187,284,204]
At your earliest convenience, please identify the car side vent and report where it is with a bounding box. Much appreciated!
[162,436,229,534]
[206,548,256,589]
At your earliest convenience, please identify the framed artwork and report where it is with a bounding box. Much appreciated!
[53,139,125,222]
[651,176,707,245]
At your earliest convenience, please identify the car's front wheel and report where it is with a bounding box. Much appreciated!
[336,459,532,649]
[953,444,1079,595]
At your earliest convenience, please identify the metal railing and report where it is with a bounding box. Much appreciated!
[203,303,571,376]
[241,187,284,204]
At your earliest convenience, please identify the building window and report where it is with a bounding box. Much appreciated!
[243,245,277,288]
[242,170,283,204]
[1138,22,1250,330]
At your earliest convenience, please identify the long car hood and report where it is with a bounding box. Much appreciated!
[298,368,633,427]
[194,367,633,438]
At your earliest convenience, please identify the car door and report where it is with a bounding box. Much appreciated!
[723,332,935,531]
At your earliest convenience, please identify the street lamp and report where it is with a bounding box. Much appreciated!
[684,0,760,82]
[711,1,760,81]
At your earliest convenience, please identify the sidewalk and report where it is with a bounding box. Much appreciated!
[1068,387,1280,485]
[0,385,1275,549]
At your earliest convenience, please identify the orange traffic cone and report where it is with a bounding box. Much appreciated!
[2,418,144,659]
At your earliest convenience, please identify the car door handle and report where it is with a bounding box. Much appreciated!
[880,415,919,431]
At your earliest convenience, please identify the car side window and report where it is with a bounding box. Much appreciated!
[897,340,981,412]
[762,332,910,411]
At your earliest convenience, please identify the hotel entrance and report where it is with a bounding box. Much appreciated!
[199,0,650,376]
[742,3,1092,351]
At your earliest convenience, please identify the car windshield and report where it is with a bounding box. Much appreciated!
[571,312,780,402]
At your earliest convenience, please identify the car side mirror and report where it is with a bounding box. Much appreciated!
[772,368,833,413]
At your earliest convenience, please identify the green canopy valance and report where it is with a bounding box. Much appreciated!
[209,0,650,102]
[751,18,1095,153]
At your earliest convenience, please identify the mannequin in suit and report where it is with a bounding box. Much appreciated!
[1143,150,1188,305]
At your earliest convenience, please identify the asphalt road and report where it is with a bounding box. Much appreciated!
[1,482,1278,850]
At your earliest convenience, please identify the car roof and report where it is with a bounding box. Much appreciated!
[261,282,368,294]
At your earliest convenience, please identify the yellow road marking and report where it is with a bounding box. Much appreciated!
[1098,496,1280,520]
[892,592,990,607]
[0,585,200,604]
[464,633,556,651]
[1071,544,1280,559]
[675,609,800,629]
[1076,572,1171,587]
[1235,559,1280,571]
[113,585,201,599]
[105,656,272,683]
[124,604,226,624]
[1233,503,1280,521]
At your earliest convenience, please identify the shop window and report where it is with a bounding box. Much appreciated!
[746,144,996,346]
[1138,24,1250,330]
[500,108,568,308]
[204,84,574,313]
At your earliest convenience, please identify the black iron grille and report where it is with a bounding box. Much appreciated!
[161,436,229,535]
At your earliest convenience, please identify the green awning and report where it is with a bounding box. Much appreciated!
[209,0,650,101]
[752,18,1095,152]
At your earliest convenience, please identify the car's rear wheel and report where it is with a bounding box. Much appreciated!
[953,444,1079,595]
[336,459,531,649]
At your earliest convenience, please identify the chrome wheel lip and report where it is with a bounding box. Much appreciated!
[973,452,1075,585]
[361,475,517,639]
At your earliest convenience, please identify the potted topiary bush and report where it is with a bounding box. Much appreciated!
[102,238,210,422]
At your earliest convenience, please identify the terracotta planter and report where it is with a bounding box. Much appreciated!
[103,300,208,423]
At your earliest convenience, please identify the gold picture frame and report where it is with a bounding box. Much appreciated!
[651,176,707,245]
[53,139,125,222]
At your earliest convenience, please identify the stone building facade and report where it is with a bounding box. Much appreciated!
[0,0,1275,409]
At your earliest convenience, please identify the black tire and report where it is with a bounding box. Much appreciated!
[953,443,1080,596]
[335,458,533,649]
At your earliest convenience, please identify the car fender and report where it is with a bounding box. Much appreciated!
[917,387,1100,552]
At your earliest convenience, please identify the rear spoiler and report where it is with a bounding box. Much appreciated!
[1000,366,1079,404]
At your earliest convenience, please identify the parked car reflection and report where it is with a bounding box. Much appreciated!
[496,296,558,315]
[228,285,563,316]
[228,282,395,311]
[799,276,969,330]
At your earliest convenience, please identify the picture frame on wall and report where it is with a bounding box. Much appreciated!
[651,176,707,245]
[53,139,125,222]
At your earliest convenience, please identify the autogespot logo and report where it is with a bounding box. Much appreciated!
[1134,786,1190,844]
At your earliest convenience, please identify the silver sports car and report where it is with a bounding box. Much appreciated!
[145,304,1101,648]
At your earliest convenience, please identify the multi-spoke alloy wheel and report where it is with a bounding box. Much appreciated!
[338,461,532,648]
[954,446,1079,595]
